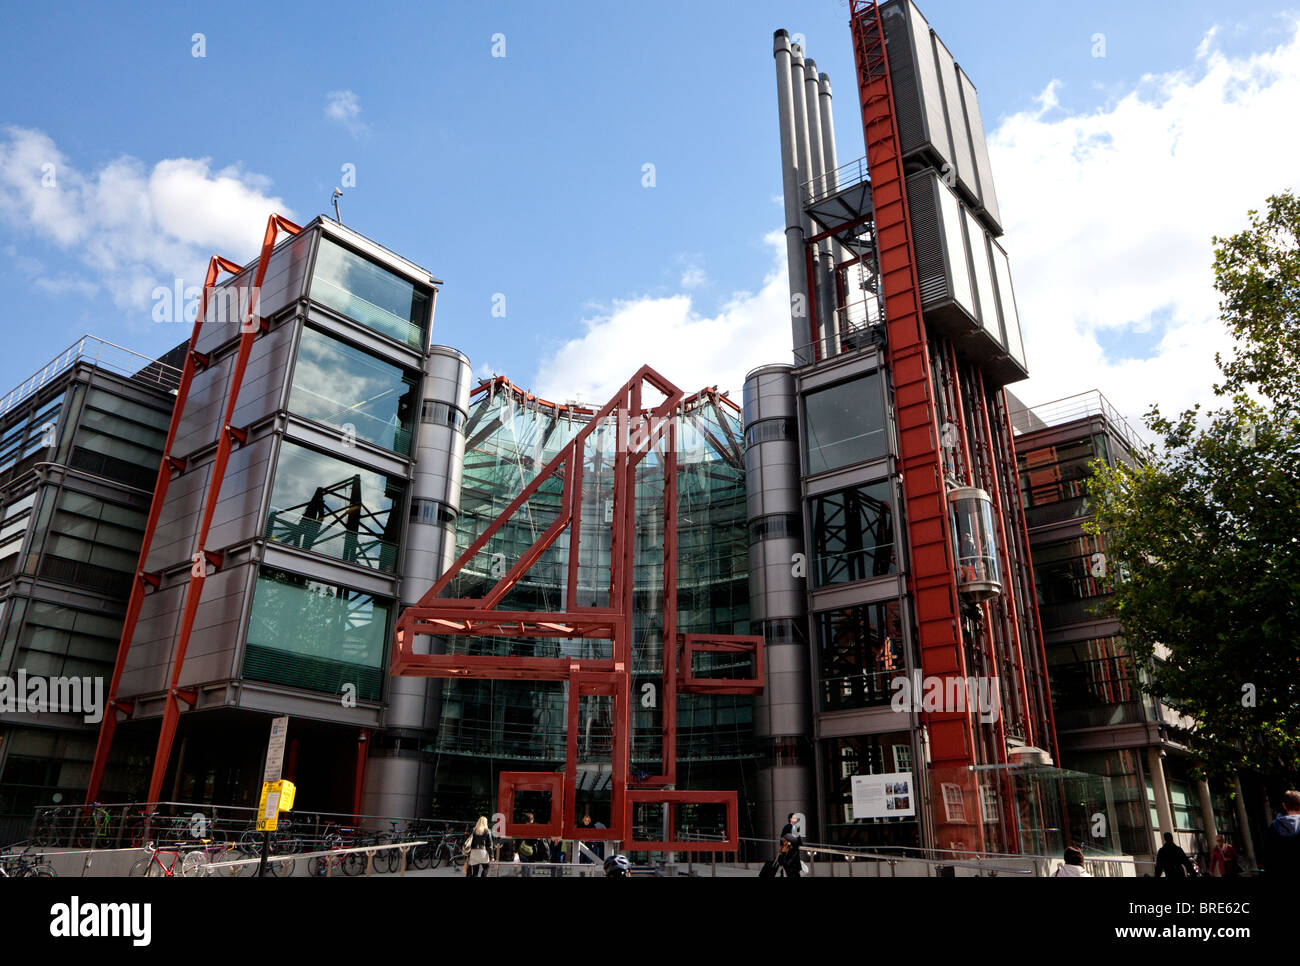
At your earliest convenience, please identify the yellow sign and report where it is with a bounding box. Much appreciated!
[256,779,296,831]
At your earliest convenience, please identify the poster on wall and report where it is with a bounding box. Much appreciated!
[850,771,916,819]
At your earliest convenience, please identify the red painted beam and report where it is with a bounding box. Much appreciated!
[85,252,242,804]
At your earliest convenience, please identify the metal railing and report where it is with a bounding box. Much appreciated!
[0,335,182,417]
[1011,390,1151,456]
[803,155,871,207]
[21,801,472,854]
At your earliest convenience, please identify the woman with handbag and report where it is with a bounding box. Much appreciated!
[465,816,494,877]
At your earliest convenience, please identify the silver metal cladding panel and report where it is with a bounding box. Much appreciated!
[229,321,296,431]
[963,208,1001,342]
[759,765,815,827]
[359,756,422,821]
[957,66,1002,233]
[990,239,1026,369]
[119,581,186,698]
[176,560,253,688]
[743,366,797,425]
[936,174,976,317]
[931,33,977,202]
[748,538,806,623]
[172,351,232,461]
[745,446,802,521]
[880,0,951,169]
[390,346,471,730]
[758,642,812,735]
[204,431,276,552]
[411,423,464,509]
[254,230,313,321]
[424,346,473,413]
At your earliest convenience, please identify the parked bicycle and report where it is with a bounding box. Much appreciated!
[129,842,187,878]
[428,826,468,871]
[1,849,57,877]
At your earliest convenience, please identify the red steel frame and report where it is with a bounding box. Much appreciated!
[679,634,764,695]
[391,365,756,850]
[849,1,984,852]
[86,214,302,805]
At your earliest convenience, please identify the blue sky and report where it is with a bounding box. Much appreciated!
[1,0,1297,422]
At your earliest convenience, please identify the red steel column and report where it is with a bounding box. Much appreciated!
[145,214,301,803]
[850,0,982,852]
[85,253,242,804]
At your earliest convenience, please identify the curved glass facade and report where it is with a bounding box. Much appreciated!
[429,385,757,825]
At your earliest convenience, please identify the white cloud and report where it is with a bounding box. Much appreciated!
[680,265,706,289]
[531,232,793,402]
[0,127,293,315]
[990,18,1300,425]
[325,90,365,137]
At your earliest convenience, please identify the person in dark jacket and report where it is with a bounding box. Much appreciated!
[1265,789,1300,876]
[776,832,803,877]
[1155,832,1195,878]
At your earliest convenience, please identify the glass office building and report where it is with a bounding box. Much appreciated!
[424,380,759,828]
[1011,391,1257,866]
[0,338,182,842]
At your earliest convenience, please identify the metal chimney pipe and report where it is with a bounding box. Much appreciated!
[818,71,845,353]
[805,59,837,358]
[789,42,818,362]
[789,44,814,225]
[774,30,811,362]
[803,60,826,194]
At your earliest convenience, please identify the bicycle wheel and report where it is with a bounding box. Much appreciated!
[128,858,149,877]
[214,846,245,878]
[308,855,326,877]
[429,843,445,870]
[181,850,208,878]
[341,851,365,876]
[269,854,295,877]
[410,842,431,870]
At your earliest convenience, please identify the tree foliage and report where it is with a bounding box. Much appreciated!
[1085,191,1300,781]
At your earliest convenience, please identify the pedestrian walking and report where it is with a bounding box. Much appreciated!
[776,832,803,877]
[464,816,494,878]
[1154,832,1196,878]
[1208,835,1240,877]
[1053,846,1090,877]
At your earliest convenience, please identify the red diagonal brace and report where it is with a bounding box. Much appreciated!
[85,251,243,803]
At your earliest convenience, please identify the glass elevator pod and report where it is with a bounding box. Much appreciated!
[947,486,1001,600]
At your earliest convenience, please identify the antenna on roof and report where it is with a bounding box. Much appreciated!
[331,187,343,224]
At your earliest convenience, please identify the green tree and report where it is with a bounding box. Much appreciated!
[1085,191,1300,785]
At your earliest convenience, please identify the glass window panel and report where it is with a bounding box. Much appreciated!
[809,481,896,587]
[244,567,390,701]
[310,237,429,348]
[289,327,418,455]
[265,440,405,572]
[816,601,905,711]
[803,374,886,475]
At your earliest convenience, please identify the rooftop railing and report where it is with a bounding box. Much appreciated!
[1011,390,1151,456]
[0,335,182,417]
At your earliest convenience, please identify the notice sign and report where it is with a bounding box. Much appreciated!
[850,771,915,819]
[263,715,289,783]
